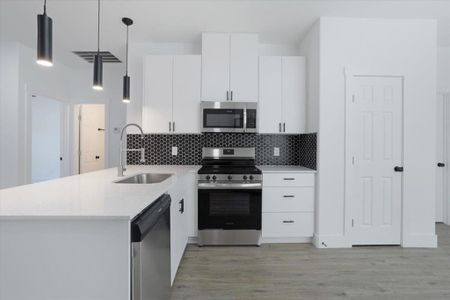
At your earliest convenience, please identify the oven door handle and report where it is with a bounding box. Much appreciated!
[198,182,262,190]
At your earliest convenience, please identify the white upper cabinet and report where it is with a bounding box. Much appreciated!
[143,55,173,133]
[229,34,259,102]
[201,33,258,102]
[173,55,201,133]
[259,56,283,134]
[258,56,306,134]
[282,56,306,134]
[143,55,201,133]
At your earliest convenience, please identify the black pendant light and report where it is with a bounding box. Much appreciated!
[93,0,103,91]
[37,0,53,67]
[122,17,133,103]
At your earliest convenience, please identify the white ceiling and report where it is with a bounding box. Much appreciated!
[2,0,450,66]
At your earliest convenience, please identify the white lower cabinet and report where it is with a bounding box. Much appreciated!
[168,176,189,285]
[262,172,315,241]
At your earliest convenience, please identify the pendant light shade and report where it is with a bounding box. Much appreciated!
[37,0,53,67]
[93,54,103,90]
[93,0,103,90]
[122,17,133,103]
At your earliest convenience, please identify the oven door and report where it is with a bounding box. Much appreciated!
[198,188,262,230]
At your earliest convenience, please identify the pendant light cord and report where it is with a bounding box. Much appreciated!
[97,0,100,53]
[126,25,129,75]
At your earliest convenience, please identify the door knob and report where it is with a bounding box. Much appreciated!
[394,166,404,172]
[438,162,446,167]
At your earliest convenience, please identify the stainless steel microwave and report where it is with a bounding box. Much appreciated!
[201,101,257,133]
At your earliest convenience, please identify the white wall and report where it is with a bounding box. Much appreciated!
[308,17,437,248]
[437,46,450,93]
[0,42,126,189]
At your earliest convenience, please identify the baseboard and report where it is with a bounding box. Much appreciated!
[261,237,312,244]
[313,234,352,248]
[402,234,438,248]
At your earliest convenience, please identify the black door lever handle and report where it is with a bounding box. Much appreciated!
[438,162,445,167]
[394,166,404,172]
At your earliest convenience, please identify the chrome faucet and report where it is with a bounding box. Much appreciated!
[118,123,145,177]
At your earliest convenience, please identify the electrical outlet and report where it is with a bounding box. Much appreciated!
[274,147,280,157]
[172,146,178,156]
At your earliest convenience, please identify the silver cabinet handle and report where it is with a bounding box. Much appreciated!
[226,91,229,101]
[169,122,171,132]
[283,220,295,224]
[173,122,175,132]
[231,90,233,101]
[283,122,286,132]
[283,178,295,181]
[283,195,295,198]
[279,123,281,132]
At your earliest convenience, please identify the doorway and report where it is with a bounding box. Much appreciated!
[346,76,404,245]
[436,92,449,224]
[31,96,66,183]
[75,104,106,174]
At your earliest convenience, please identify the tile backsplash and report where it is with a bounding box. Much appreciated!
[127,133,317,169]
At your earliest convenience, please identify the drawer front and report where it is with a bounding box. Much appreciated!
[262,212,314,238]
[263,173,314,187]
[263,187,314,213]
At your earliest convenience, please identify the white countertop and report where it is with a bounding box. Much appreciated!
[0,165,200,219]
[258,165,317,173]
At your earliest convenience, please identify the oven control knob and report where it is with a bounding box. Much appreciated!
[249,175,254,180]
[206,175,211,181]
[227,175,233,180]
[212,176,217,181]
[243,175,248,180]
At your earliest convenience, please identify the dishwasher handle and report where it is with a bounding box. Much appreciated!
[131,194,171,243]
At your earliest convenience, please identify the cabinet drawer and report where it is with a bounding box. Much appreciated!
[262,212,314,238]
[263,173,314,187]
[263,187,314,213]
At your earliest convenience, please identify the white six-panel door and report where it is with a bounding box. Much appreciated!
[350,76,403,245]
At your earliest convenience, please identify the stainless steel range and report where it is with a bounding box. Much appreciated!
[197,147,262,246]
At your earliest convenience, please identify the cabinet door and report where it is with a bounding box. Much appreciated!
[142,55,173,133]
[258,56,282,134]
[229,33,258,102]
[201,33,230,101]
[173,55,201,133]
[282,56,306,134]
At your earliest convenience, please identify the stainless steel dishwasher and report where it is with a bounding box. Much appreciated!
[131,194,171,300]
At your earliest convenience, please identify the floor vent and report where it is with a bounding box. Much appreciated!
[73,51,121,63]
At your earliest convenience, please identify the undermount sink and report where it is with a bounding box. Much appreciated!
[115,173,173,184]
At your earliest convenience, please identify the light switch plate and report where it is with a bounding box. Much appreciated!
[172,146,178,156]
[274,147,280,157]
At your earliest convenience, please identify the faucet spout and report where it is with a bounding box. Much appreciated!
[118,123,145,177]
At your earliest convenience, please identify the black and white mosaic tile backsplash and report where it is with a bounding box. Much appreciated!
[127,133,317,169]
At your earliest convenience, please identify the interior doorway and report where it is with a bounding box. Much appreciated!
[346,75,404,245]
[31,96,66,183]
[75,104,106,174]
[436,92,449,224]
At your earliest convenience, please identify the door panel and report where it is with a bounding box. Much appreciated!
[79,104,105,174]
[201,33,230,101]
[436,93,445,222]
[282,56,306,134]
[143,55,173,133]
[229,33,258,102]
[258,56,282,134]
[351,76,402,245]
[173,55,201,133]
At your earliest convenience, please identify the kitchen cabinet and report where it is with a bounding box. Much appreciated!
[262,172,315,240]
[169,176,189,285]
[143,55,201,133]
[259,56,306,134]
[201,33,258,102]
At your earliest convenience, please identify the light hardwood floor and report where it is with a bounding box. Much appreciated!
[171,224,450,300]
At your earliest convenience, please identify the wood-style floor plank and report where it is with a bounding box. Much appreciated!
[171,224,450,300]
